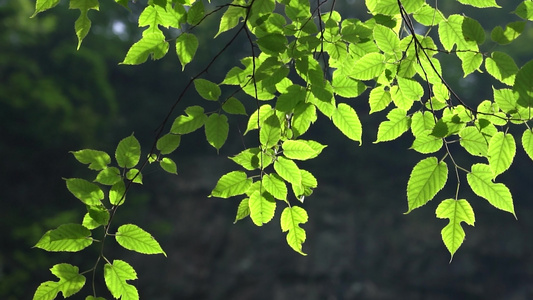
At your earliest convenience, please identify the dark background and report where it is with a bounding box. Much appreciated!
[1,0,533,299]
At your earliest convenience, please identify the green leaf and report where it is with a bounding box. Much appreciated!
[467,163,515,215]
[457,0,500,8]
[95,167,121,185]
[462,16,485,45]
[491,21,526,45]
[205,113,229,151]
[187,0,204,25]
[280,206,308,255]
[373,24,400,55]
[411,111,436,137]
[513,60,533,110]
[368,86,392,114]
[216,1,246,37]
[488,132,516,178]
[229,147,273,170]
[375,108,410,143]
[70,149,110,170]
[126,168,143,184]
[260,114,282,148]
[116,224,166,256]
[410,130,443,154]
[276,85,306,113]
[350,52,385,80]
[87,205,110,227]
[406,157,448,213]
[262,173,288,201]
[109,180,126,206]
[436,199,475,260]
[33,264,85,300]
[257,33,288,54]
[412,4,445,26]
[522,129,533,161]
[32,0,60,17]
[34,224,92,252]
[485,51,518,85]
[69,0,99,49]
[332,72,367,98]
[248,189,276,226]
[121,31,169,65]
[515,1,533,20]
[391,77,423,111]
[234,198,250,223]
[170,106,208,134]
[438,15,477,52]
[332,103,362,144]
[222,97,247,115]
[116,135,141,169]
[156,133,181,155]
[66,178,104,205]
[104,260,138,300]
[457,51,483,77]
[210,171,252,198]
[176,33,198,70]
[160,157,177,174]
[282,140,326,160]
[244,104,273,134]
[194,78,221,101]
[459,126,489,157]
[295,56,324,87]
[274,156,302,187]
[86,296,106,300]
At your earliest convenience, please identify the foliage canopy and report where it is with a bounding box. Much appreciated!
[29,0,533,298]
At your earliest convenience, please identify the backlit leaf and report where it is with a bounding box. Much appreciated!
[280,206,308,255]
[222,97,247,115]
[260,114,282,148]
[32,0,60,17]
[248,189,276,226]
[332,103,362,144]
[457,0,500,8]
[194,78,221,101]
[368,86,392,114]
[116,224,166,256]
[70,0,99,49]
[459,126,489,157]
[95,167,121,185]
[160,157,177,174]
[116,135,141,169]
[33,264,85,300]
[216,1,246,37]
[205,113,229,151]
[109,180,126,206]
[66,178,104,205]
[350,52,385,80]
[156,133,181,155]
[373,24,400,55]
[406,157,448,213]
[262,173,287,200]
[170,106,208,134]
[234,198,250,223]
[491,21,526,45]
[467,163,515,215]
[121,31,169,65]
[522,129,533,161]
[488,132,516,178]
[375,108,410,143]
[282,140,326,160]
[176,33,198,70]
[485,52,518,85]
[104,260,138,300]
[70,149,110,171]
[274,156,302,186]
[436,199,475,260]
[210,171,252,198]
[34,224,92,252]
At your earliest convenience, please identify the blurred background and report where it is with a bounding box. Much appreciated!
[2,0,533,299]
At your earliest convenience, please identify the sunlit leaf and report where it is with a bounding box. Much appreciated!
[176,33,198,70]
[210,171,252,198]
[522,129,533,161]
[350,52,385,80]
[457,0,500,8]
[280,206,308,255]
[274,156,301,186]
[488,132,516,178]
[34,224,92,252]
[65,178,104,205]
[248,189,276,226]
[33,264,85,300]
[436,199,475,260]
[156,133,181,155]
[70,149,110,171]
[467,163,515,216]
[116,224,166,256]
[375,108,410,143]
[262,173,287,200]
[205,113,229,151]
[170,106,208,134]
[104,260,138,300]
[160,157,177,174]
[121,31,169,65]
[332,103,362,144]
[282,140,326,160]
[406,157,448,213]
[115,135,141,169]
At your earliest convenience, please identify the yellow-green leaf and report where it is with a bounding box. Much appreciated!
[280,206,308,255]
[406,157,448,213]
[436,199,475,260]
